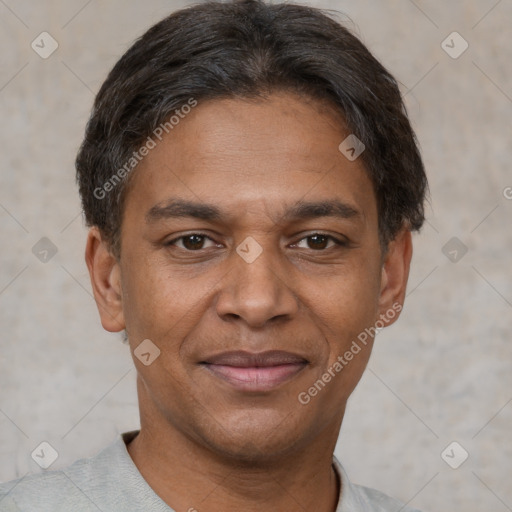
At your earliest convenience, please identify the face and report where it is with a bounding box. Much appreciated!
[87,91,411,462]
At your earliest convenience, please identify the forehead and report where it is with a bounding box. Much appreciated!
[122,91,377,229]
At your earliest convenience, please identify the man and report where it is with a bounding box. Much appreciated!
[0,0,427,510]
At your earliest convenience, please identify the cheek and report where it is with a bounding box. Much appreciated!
[304,273,379,410]
[306,260,381,336]
[120,261,191,341]
[120,258,224,360]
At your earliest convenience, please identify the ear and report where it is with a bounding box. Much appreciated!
[377,228,413,327]
[85,227,125,332]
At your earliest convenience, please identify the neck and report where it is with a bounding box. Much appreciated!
[127,416,342,512]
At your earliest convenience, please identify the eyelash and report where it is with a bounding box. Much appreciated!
[165,232,348,251]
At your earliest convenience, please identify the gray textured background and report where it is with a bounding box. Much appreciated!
[0,1,511,510]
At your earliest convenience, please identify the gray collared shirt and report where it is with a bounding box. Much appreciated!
[0,431,421,511]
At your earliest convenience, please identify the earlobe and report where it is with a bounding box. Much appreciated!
[377,229,412,327]
[85,227,126,332]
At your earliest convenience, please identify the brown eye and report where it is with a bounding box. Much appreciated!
[306,234,329,250]
[294,233,346,251]
[182,234,205,250]
[167,234,217,251]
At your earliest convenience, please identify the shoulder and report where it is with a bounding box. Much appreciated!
[0,431,171,512]
[0,460,95,511]
[0,434,130,512]
[351,483,422,512]
[332,455,423,512]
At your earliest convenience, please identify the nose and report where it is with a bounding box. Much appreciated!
[215,240,299,328]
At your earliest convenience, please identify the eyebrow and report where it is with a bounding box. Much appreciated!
[145,198,362,224]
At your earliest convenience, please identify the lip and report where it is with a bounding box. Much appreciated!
[200,350,308,392]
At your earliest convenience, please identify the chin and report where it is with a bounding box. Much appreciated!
[197,411,310,465]
[212,436,298,466]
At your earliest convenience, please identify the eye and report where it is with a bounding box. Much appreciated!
[293,233,347,251]
[165,232,348,252]
[166,233,218,251]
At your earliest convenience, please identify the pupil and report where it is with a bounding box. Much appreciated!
[309,235,327,250]
[184,235,203,250]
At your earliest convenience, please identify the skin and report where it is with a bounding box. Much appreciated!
[86,91,412,512]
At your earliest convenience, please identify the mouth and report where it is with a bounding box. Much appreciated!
[199,350,308,392]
